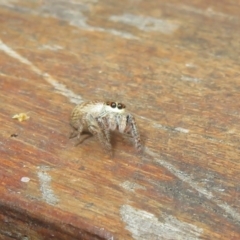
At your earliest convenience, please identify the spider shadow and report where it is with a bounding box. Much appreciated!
[69,129,147,155]
[69,131,93,146]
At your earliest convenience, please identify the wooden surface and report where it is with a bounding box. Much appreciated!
[0,0,240,239]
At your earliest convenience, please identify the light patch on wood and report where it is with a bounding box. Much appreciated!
[37,169,59,206]
[185,63,196,68]
[145,147,240,223]
[21,177,30,183]
[0,0,17,7]
[109,14,179,34]
[0,40,83,104]
[38,1,139,40]
[120,205,203,240]
[120,181,146,192]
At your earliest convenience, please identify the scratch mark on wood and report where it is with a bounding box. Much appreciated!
[174,127,190,133]
[120,204,203,240]
[37,167,59,206]
[0,39,83,104]
[145,147,240,223]
[109,13,179,34]
[138,115,190,134]
[39,44,64,51]
[180,75,201,83]
[120,181,146,192]
[139,114,237,147]
[166,4,238,21]
[85,27,139,40]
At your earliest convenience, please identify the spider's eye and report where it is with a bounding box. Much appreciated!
[106,101,111,106]
[111,102,116,108]
[117,103,123,109]
[122,104,126,109]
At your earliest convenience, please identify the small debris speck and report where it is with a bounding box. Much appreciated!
[11,133,18,137]
[12,113,30,122]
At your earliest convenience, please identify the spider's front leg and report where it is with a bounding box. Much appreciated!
[69,121,83,139]
[69,129,79,139]
[88,115,113,156]
[69,120,93,146]
[126,114,142,152]
[96,116,111,143]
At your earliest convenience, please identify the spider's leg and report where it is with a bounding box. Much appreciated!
[103,127,111,144]
[88,124,112,155]
[69,120,83,138]
[70,121,92,146]
[76,122,84,139]
[69,129,78,139]
[97,116,111,143]
[74,133,92,146]
[108,114,117,131]
[127,114,142,152]
[88,115,112,155]
[118,114,130,133]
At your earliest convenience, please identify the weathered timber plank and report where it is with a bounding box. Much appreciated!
[0,0,240,239]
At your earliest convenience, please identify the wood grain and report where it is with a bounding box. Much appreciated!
[0,0,240,239]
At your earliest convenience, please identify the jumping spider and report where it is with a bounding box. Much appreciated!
[70,100,142,155]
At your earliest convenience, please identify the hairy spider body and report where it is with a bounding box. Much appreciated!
[70,100,142,155]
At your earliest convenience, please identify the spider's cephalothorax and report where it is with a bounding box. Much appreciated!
[70,100,142,155]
